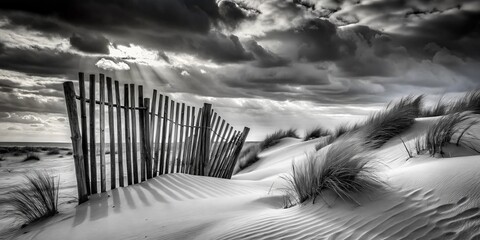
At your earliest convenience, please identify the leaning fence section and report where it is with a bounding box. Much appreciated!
[63,72,249,203]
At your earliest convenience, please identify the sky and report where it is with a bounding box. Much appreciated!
[0,0,479,142]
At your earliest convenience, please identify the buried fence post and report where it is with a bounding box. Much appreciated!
[63,81,89,204]
[226,127,250,179]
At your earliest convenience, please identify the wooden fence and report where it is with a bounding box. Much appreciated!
[63,72,249,203]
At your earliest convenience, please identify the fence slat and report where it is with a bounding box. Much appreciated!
[130,84,138,184]
[78,73,91,195]
[114,81,124,187]
[181,106,190,173]
[186,107,195,174]
[107,77,116,190]
[191,108,203,175]
[89,74,97,194]
[165,100,175,174]
[63,81,88,204]
[124,85,133,185]
[138,86,145,182]
[99,74,106,193]
[153,94,163,177]
[150,90,157,148]
[177,103,185,173]
[144,98,152,179]
[202,103,212,175]
[209,112,219,148]
[171,102,180,173]
[159,96,169,175]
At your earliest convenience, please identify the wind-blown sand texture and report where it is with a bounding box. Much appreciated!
[10,118,480,239]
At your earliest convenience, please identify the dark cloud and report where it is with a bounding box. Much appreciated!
[264,18,356,62]
[218,0,260,27]
[245,40,290,68]
[0,42,98,76]
[69,33,110,54]
[0,0,220,34]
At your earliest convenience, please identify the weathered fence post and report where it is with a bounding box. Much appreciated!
[99,74,106,193]
[144,98,153,179]
[202,103,212,175]
[63,81,88,204]
[78,73,91,195]
[89,74,97,194]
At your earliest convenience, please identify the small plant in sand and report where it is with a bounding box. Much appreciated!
[424,112,479,157]
[449,90,480,114]
[362,95,422,148]
[235,144,261,173]
[285,140,384,206]
[303,126,330,141]
[23,153,40,161]
[259,128,299,150]
[47,149,60,155]
[1,170,59,227]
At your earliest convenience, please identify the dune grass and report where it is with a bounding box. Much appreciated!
[424,112,479,156]
[235,144,261,173]
[449,90,480,114]
[361,95,422,148]
[303,126,330,141]
[47,149,60,155]
[314,135,334,151]
[23,153,40,161]
[259,128,299,150]
[1,171,59,227]
[285,140,384,206]
[420,96,447,117]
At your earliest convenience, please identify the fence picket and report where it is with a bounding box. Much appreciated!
[130,84,138,184]
[107,77,116,189]
[171,102,180,173]
[99,74,106,193]
[165,100,175,174]
[159,96,169,175]
[78,73,90,195]
[89,74,97,194]
[114,81,124,187]
[138,86,145,182]
[153,94,163,177]
[124,84,133,185]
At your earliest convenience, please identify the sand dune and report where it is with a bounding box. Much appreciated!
[10,118,480,240]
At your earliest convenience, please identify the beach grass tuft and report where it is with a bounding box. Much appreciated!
[23,153,40,161]
[259,128,299,150]
[362,95,422,148]
[285,140,384,206]
[1,170,59,227]
[236,144,261,173]
[304,127,330,141]
[424,112,479,156]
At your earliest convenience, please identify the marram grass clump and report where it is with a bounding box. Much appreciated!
[304,126,330,141]
[362,95,422,148]
[424,112,479,156]
[1,170,59,227]
[259,128,299,150]
[285,140,384,206]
